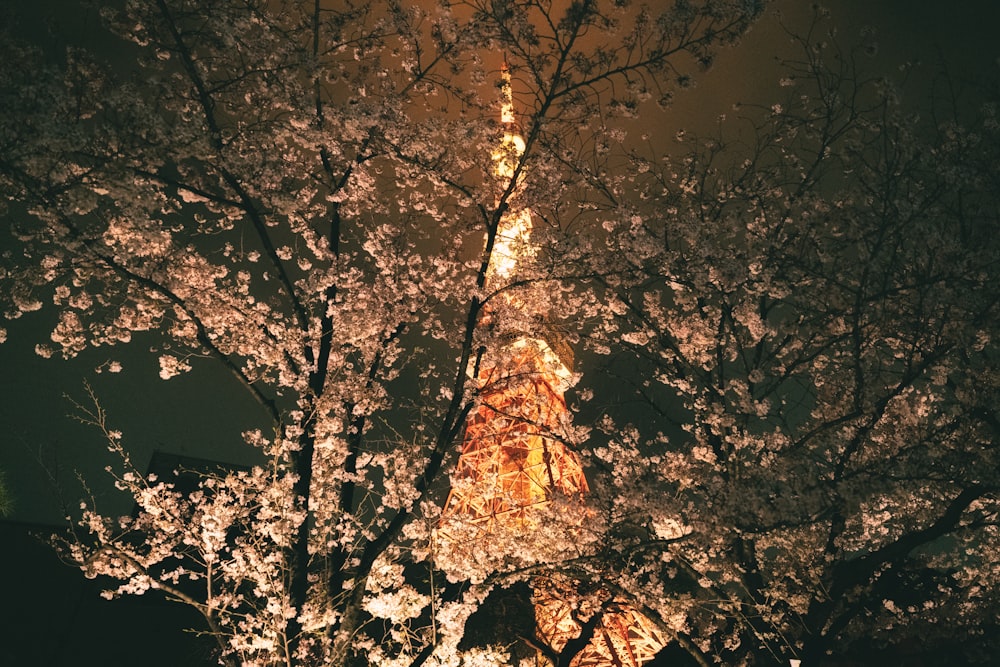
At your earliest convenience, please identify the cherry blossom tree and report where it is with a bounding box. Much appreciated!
[0,1,763,665]
[573,20,1000,666]
[3,1,998,666]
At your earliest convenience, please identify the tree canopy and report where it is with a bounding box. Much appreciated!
[1,0,998,665]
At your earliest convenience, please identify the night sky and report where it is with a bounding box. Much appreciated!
[1,0,998,664]
[3,0,996,527]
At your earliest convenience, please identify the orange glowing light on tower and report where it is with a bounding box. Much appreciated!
[439,61,666,667]
[533,576,669,667]
[441,61,589,535]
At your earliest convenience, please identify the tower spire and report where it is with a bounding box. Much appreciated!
[492,59,526,184]
[500,58,516,125]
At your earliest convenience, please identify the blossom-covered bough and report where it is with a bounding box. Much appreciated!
[2,0,998,665]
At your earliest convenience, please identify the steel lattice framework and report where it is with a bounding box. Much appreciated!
[533,577,668,667]
[442,338,588,531]
[438,62,667,667]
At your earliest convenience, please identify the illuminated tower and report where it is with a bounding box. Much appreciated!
[440,63,666,667]
[440,62,589,535]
